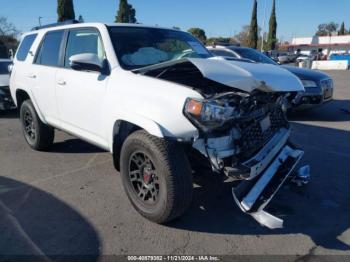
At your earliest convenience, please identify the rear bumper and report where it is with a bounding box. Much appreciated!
[232,134,305,229]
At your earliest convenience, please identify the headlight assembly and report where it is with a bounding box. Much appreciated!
[184,98,239,132]
[301,80,317,88]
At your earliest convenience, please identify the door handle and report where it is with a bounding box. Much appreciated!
[27,74,36,79]
[57,80,66,86]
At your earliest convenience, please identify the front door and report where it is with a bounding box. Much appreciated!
[55,28,109,147]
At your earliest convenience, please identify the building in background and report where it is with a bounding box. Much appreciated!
[284,35,350,58]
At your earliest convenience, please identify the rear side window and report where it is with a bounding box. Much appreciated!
[16,34,37,61]
[35,30,65,67]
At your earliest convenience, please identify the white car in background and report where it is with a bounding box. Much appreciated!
[0,58,14,111]
[277,52,290,64]
[296,54,313,63]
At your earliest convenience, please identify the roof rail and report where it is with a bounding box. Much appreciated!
[31,19,80,31]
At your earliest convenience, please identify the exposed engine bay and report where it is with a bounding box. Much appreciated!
[135,58,310,229]
[136,59,291,170]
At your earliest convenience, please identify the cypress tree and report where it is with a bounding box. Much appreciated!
[339,22,345,35]
[57,0,75,22]
[115,0,137,23]
[267,0,278,50]
[248,0,258,49]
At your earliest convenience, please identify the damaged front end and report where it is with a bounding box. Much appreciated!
[135,58,309,229]
[184,92,308,229]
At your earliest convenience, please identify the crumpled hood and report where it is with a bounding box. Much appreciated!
[135,57,305,94]
[189,57,305,93]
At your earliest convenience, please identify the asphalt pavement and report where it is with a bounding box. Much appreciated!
[0,70,349,259]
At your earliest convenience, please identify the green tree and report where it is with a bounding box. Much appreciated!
[115,0,137,23]
[233,25,262,48]
[338,22,346,35]
[0,17,19,58]
[248,0,258,49]
[57,0,75,22]
[206,37,234,46]
[266,0,277,50]
[187,28,207,43]
[316,22,338,36]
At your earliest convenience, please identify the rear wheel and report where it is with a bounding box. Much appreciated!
[120,130,193,223]
[20,100,54,151]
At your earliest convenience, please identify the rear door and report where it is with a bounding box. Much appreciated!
[10,33,38,106]
[30,30,65,121]
[55,28,109,147]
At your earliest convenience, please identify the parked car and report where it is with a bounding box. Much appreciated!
[0,59,15,111]
[287,52,299,63]
[208,45,334,110]
[264,50,279,63]
[296,54,312,63]
[10,21,308,228]
[276,52,290,64]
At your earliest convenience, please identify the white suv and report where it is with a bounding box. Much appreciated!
[10,21,307,228]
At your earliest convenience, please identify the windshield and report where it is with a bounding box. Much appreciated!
[232,48,278,65]
[0,61,11,74]
[108,26,212,70]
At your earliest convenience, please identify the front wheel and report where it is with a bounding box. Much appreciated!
[20,100,54,151]
[120,130,193,224]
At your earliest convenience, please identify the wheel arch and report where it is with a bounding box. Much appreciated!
[15,89,46,123]
[15,89,30,109]
[111,117,170,171]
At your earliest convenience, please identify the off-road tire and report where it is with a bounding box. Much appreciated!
[120,130,193,224]
[20,100,54,151]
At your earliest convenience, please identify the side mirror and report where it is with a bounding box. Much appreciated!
[8,63,13,74]
[69,53,103,72]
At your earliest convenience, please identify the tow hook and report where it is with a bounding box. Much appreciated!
[290,165,311,187]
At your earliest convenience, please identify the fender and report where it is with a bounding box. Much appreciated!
[15,87,47,124]
[108,110,174,152]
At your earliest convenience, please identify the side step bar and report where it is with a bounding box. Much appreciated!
[232,144,304,229]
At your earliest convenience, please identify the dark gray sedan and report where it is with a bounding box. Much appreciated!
[207,45,334,110]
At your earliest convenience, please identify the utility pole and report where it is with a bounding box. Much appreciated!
[38,16,43,26]
[261,0,268,52]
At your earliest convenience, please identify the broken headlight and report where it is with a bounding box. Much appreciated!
[184,98,239,132]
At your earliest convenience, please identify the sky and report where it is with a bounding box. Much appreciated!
[1,0,350,41]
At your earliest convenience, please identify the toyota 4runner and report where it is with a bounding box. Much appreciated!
[10,21,309,228]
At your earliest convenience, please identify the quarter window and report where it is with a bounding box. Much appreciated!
[64,28,105,68]
[35,30,64,67]
[16,34,37,61]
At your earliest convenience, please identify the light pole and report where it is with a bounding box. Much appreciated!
[261,0,268,52]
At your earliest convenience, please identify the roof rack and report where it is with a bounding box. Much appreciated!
[31,19,80,31]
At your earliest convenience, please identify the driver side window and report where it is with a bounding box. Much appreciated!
[64,28,105,68]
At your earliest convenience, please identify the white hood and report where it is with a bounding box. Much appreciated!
[188,57,305,93]
[0,74,9,87]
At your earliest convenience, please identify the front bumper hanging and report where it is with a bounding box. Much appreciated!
[232,143,305,229]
